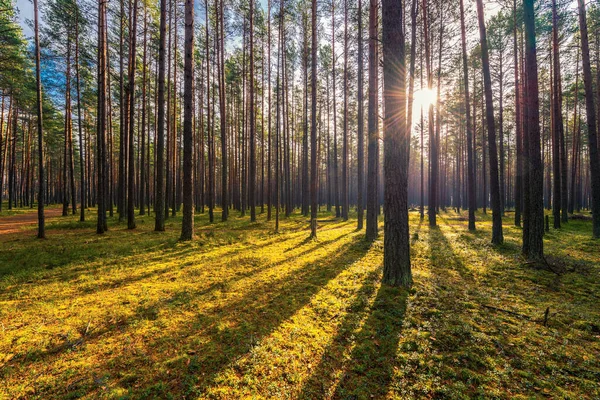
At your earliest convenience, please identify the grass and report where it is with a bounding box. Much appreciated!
[0,207,599,399]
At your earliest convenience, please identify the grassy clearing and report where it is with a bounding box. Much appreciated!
[0,208,598,399]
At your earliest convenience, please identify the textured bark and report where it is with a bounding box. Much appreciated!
[382,0,411,288]
[310,0,317,238]
[332,1,340,219]
[459,0,475,231]
[249,0,256,222]
[140,7,148,216]
[357,0,364,230]
[577,0,600,238]
[523,0,544,259]
[127,0,139,230]
[365,0,379,241]
[75,12,85,222]
[34,0,45,238]
[181,0,195,240]
[514,0,522,227]
[551,0,563,228]
[422,0,435,227]
[154,0,167,231]
[219,0,228,222]
[97,0,107,234]
[342,0,349,221]
[476,0,503,244]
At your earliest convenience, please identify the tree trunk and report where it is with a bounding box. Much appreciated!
[356,0,365,230]
[382,0,411,288]
[34,0,45,238]
[127,0,139,229]
[154,0,167,231]
[476,0,503,244]
[181,0,195,240]
[523,0,544,258]
[249,0,256,222]
[310,0,318,238]
[577,0,600,238]
[460,0,475,231]
[365,0,379,241]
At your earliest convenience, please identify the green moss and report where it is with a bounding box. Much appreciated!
[0,208,598,399]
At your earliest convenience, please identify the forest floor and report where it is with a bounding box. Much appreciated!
[0,206,599,399]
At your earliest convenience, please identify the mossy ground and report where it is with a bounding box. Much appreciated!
[0,206,598,399]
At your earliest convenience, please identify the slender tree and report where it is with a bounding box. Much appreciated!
[356,0,364,230]
[249,0,256,222]
[155,0,167,231]
[310,0,318,238]
[459,0,475,231]
[365,0,378,241]
[181,0,195,240]
[476,0,503,244]
[34,0,45,238]
[551,0,563,228]
[577,0,600,238]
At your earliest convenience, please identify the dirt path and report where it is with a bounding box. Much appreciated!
[0,207,64,236]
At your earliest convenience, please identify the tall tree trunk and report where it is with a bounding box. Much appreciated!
[460,0,475,231]
[332,1,340,219]
[140,6,148,216]
[342,0,349,221]
[75,11,85,222]
[63,40,72,217]
[423,0,435,226]
[267,0,272,220]
[476,0,503,244]
[118,0,126,221]
[34,0,45,238]
[310,0,318,238]
[551,0,563,228]
[127,0,139,229]
[97,0,108,234]
[181,0,195,240]
[365,0,379,241]
[577,0,600,238]
[154,0,167,231]
[523,0,544,258]
[249,0,256,222]
[514,0,523,227]
[219,0,228,221]
[382,0,411,288]
[356,0,365,230]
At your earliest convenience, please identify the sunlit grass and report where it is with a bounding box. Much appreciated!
[0,207,598,399]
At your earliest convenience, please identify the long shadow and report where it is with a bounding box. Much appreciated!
[297,268,381,398]
[427,224,472,280]
[12,232,370,398]
[328,283,408,399]
[115,235,370,397]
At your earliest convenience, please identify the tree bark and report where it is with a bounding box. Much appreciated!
[365,0,379,241]
[476,0,503,244]
[181,0,195,240]
[459,0,475,231]
[382,0,411,288]
[577,0,600,238]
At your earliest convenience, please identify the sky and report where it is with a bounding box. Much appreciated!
[15,0,34,39]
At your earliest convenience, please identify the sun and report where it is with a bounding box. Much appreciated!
[412,88,437,110]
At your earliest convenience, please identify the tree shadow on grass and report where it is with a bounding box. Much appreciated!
[15,231,371,398]
[298,269,409,399]
[427,224,472,280]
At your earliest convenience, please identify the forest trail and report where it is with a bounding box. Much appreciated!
[0,207,63,237]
